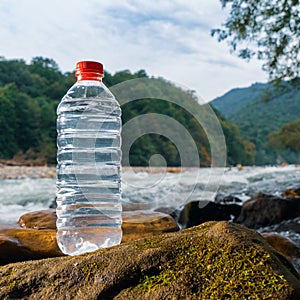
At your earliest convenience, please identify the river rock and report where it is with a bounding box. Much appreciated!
[18,209,179,242]
[18,209,56,229]
[0,209,179,265]
[258,217,300,235]
[237,193,300,229]
[283,187,300,197]
[178,200,241,228]
[262,232,300,260]
[0,227,63,265]
[0,221,299,299]
[121,210,179,243]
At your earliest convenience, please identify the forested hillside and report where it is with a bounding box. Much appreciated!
[0,57,254,166]
[212,81,300,164]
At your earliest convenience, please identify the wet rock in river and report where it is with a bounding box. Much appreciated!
[0,209,179,265]
[237,193,300,229]
[178,200,241,228]
[262,232,300,261]
[282,187,300,197]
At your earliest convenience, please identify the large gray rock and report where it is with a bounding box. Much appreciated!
[0,221,300,299]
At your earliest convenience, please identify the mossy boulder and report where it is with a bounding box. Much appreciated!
[0,221,300,299]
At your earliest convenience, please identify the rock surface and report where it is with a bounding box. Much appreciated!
[121,210,179,243]
[178,200,241,228]
[282,188,300,197]
[262,232,300,260]
[237,193,300,229]
[1,210,179,265]
[18,209,179,241]
[0,221,300,299]
[18,209,57,230]
[0,227,63,265]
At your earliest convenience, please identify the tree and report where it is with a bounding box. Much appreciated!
[0,86,17,157]
[268,119,300,153]
[29,57,61,86]
[212,0,300,81]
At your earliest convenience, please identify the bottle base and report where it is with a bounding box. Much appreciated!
[57,227,122,256]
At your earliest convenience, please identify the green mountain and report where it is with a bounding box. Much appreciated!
[0,56,254,166]
[211,80,300,165]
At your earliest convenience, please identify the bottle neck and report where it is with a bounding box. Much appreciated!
[76,72,103,82]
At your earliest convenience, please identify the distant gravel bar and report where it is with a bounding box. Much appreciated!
[0,163,192,179]
[0,164,56,179]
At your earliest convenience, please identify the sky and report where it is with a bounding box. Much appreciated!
[0,0,268,102]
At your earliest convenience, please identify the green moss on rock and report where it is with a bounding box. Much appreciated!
[0,221,299,299]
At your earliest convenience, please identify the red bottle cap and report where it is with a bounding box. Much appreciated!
[75,61,104,80]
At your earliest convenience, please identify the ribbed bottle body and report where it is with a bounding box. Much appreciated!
[56,80,122,256]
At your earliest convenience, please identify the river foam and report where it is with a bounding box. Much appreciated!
[1,165,300,225]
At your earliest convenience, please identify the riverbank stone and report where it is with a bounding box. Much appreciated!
[0,227,63,265]
[178,200,241,228]
[283,187,300,197]
[0,221,299,299]
[237,193,300,229]
[262,232,300,260]
[18,209,56,230]
[121,210,179,243]
[18,209,179,241]
[0,209,179,265]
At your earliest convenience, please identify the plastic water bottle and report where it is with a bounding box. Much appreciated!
[56,61,122,256]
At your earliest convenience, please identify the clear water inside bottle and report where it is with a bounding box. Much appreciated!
[56,83,122,256]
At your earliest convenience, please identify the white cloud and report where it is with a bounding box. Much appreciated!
[0,0,268,101]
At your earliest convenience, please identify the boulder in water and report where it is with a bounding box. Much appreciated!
[262,232,300,260]
[282,188,300,197]
[178,200,241,228]
[237,193,300,229]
